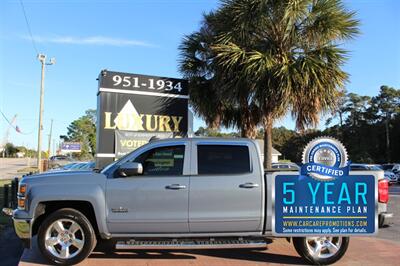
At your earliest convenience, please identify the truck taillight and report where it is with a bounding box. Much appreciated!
[378,179,389,203]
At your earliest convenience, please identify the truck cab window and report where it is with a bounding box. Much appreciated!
[197,145,250,175]
[133,145,185,176]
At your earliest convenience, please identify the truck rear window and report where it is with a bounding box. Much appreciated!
[197,145,250,175]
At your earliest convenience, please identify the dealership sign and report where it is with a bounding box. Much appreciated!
[272,137,377,236]
[96,70,188,167]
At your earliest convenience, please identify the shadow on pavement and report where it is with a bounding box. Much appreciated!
[88,248,305,265]
[182,249,306,265]
[0,225,24,266]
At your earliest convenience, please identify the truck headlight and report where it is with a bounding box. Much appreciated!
[17,184,27,210]
[18,184,27,196]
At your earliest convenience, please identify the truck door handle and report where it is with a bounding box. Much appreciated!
[165,184,187,190]
[239,182,259,189]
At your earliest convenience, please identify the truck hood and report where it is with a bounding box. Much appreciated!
[25,170,93,178]
[21,170,106,185]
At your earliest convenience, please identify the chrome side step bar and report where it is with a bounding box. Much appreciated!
[115,238,267,250]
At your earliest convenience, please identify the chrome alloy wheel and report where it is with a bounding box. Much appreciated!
[305,237,342,259]
[44,218,85,259]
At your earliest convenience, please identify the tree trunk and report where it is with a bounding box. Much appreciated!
[385,117,391,162]
[263,115,273,170]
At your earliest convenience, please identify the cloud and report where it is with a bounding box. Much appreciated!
[22,35,156,47]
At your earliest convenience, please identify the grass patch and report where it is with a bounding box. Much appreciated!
[17,167,38,174]
[0,179,12,186]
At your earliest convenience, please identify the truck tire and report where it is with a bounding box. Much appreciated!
[37,208,97,265]
[378,214,385,228]
[293,237,349,265]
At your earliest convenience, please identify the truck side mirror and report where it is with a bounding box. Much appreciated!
[118,162,143,177]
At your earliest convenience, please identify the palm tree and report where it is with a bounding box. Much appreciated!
[179,11,261,138]
[180,0,359,168]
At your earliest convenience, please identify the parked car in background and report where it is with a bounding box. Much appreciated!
[350,164,397,185]
[372,164,398,184]
[48,155,74,169]
[62,162,79,170]
[381,164,400,183]
[59,162,95,171]
[271,162,299,170]
[72,161,95,171]
[350,163,393,227]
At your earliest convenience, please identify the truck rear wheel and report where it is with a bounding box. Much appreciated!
[293,237,349,265]
[37,208,96,265]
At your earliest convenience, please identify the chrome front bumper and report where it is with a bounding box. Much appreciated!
[2,208,32,248]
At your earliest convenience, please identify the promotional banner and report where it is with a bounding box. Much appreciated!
[95,70,189,168]
[273,137,377,236]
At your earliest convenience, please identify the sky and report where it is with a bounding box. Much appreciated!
[1,0,399,152]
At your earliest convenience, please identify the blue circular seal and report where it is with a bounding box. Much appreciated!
[302,137,348,181]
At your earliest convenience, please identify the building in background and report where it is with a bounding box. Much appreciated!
[255,139,281,163]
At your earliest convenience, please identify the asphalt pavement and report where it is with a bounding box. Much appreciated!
[375,184,400,243]
[0,158,34,180]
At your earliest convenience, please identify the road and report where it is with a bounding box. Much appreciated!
[0,158,35,180]
[389,183,400,195]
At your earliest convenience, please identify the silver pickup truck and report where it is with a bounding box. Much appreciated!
[5,138,377,265]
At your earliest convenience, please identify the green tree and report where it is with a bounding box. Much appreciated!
[344,93,371,127]
[370,86,400,162]
[195,126,240,137]
[4,142,18,157]
[66,109,97,159]
[181,0,359,169]
[325,90,349,127]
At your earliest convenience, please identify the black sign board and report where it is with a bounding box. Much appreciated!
[96,70,189,168]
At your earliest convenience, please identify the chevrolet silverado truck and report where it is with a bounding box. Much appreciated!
[3,138,390,265]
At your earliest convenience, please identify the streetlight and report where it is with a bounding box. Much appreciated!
[37,54,55,172]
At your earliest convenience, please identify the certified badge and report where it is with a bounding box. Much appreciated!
[301,137,349,181]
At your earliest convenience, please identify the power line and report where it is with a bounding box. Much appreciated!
[19,0,39,55]
[0,109,32,135]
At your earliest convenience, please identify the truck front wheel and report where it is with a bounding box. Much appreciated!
[293,237,349,265]
[37,208,96,265]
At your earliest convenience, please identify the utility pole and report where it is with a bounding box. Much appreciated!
[37,54,55,172]
[52,138,56,156]
[47,119,53,158]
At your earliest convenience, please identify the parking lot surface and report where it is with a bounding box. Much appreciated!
[19,237,400,266]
